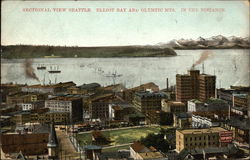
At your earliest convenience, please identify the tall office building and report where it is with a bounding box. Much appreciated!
[176,74,192,103]
[176,70,216,103]
[199,74,216,101]
[189,70,200,99]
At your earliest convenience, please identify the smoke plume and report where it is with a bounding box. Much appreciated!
[192,51,213,68]
[24,59,39,81]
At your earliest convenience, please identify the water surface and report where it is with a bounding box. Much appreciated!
[1,49,249,89]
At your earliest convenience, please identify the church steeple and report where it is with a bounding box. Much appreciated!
[47,123,58,147]
[47,123,58,159]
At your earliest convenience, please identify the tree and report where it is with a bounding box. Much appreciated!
[140,132,170,153]
[159,112,173,125]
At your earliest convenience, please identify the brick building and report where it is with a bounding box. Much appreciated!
[11,110,70,125]
[122,82,159,103]
[199,74,216,101]
[216,86,249,106]
[1,133,48,159]
[31,111,69,125]
[88,94,119,120]
[233,94,248,108]
[133,91,166,113]
[224,118,250,143]
[1,83,26,103]
[45,95,83,123]
[176,74,192,103]
[176,127,232,152]
[0,123,58,159]
[176,70,216,103]
[21,81,76,94]
[6,92,46,105]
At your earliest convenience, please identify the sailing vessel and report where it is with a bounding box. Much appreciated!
[48,65,61,73]
[104,71,123,85]
[37,64,46,70]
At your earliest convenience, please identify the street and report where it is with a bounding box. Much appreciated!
[56,129,82,160]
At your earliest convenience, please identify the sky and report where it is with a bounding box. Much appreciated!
[1,1,249,46]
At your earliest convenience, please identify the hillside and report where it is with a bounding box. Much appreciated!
[1,45,177,59]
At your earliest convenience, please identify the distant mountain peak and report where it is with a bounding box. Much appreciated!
[158,35,250,49]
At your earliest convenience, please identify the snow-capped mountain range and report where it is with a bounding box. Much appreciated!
[159,35,250,49]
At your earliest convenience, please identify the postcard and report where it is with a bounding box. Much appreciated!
[1,0,250,160]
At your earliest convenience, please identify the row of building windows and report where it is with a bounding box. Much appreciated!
[47,107,70,111]
[185,135,217,141]
[185,141,217,147]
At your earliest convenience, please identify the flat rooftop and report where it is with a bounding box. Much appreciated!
[23,81,75,89]
[48,94,83,101]
[135,91,166,98]
[177,127,227,135]
[129,82,159,91]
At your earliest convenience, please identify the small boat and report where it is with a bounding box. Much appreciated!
[233,58,237,71]
[105,72,122,78]
[48,70,61,73]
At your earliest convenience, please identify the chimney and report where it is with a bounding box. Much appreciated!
[191,65,195,70]
[166,78,169,91]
